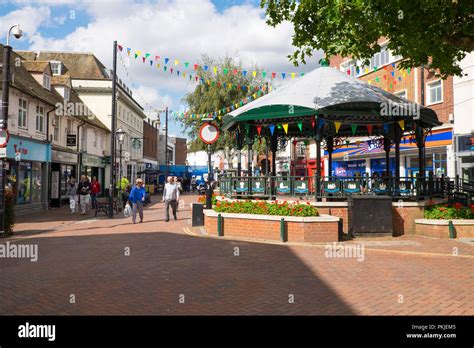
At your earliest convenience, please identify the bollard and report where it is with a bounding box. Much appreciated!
[280,218,286,242]
[217,213,223,237]
[448,220,455,239]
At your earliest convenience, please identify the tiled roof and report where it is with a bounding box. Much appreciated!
[21,60,50,73]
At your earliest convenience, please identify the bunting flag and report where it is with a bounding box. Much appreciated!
[135,50,140,59]
[318,118,325,129]
[281,73,286,79]
[367,124,373,135]
[334,121,342,133]
[310,115,316,128]
[398,120,405,130]
[269,125,275,135]
[127,48,131,56]
[282,124,289,134]
[164,57,170,65]
[194,63,199,70]
[252,71,257,77]
[256,125,262,136]
[184,62,189,68]
[271,72,276,79]
[117,44,123,51]
[155,55,160,61]
[351,124,358,135]
[174,59,179,66]
[291,73,296,79]
[383,124,390,134]
[297,122,303,132]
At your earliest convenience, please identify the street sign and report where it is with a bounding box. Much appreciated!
[0,129,10,148]
[199,123,219,144]
[0,148,6,159]
[66,134,76,147]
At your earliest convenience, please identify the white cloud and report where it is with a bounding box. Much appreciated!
[0,6,51,42]
[19,0,323,135]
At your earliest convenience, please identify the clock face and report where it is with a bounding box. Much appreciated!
[199,123,219,144]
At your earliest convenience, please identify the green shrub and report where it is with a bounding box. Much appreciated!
[424,203,474,220]
[214,200,319,217]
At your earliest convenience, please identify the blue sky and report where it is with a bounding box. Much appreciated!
[0,0,321,138]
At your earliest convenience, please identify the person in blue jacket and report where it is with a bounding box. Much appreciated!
[129,178,146,224]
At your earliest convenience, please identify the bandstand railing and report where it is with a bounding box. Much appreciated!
[218,174,473,203]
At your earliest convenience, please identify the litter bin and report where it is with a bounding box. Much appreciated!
[191,203,204,227]
[348,196,393,237]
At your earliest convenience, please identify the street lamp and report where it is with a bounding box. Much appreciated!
[1,24,22,234]
[116,127,126,189]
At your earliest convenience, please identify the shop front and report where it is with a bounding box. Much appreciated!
[51,148,78,207]
[6,135,51,214]
[81,153,105,196]
[455,134,474,182]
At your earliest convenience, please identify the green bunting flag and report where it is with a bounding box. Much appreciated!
[297,122,303,132]
[351,124,357,135]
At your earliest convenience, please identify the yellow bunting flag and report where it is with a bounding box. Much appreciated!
[398,120,405,130]
[136,50,141,56]
[253,93,257,99]
[334,121,342,133]
[182,72,186,78]
[291,72,295,79]
[282,123,289,134]
[368,80,372,84]
[156,64,160,69]
[252,71,257,77]
[365,68,369,73]
[235,103,239,108]
[174,59,179,66]
[213,66,217,74]
[218,115,222,120]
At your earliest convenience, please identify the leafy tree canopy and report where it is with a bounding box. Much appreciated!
[179,55,268,153]
[261,0,473,77]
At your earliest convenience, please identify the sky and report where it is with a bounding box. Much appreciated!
[0,0,323,138]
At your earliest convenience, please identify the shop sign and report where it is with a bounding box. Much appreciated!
[458,135,474,152]
[7,136,50,162]
[82,153,104,168]
[52,150,78,164]
[66,134,77,147]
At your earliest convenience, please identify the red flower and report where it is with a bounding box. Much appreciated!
[453,202,463,210]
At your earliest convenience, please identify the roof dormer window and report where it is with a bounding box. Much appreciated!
[43,74,51,90]
[50,61,62,75]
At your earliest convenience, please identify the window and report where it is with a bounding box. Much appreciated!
[36,106,45,133]
[18,98,28,128]
[66,119,73,134]
[93,131,97,147]
[394,90,407,99]
[50,61,62,75]
[427,80,442,105]
[64,87,70,102]
[296,143,306,157]
[43,74,51,90]
[53,115,60,142]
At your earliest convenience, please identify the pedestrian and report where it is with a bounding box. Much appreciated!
[129,178,146,224]
[90,176,101,209]
[77,175,91,215]
[66,178,79,214]
[163,176,179,222]
[122,183,132,209]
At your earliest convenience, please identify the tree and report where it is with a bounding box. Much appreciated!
[261,0,473,77]
[179,55,267,153]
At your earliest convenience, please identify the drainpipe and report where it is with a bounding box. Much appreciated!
[77,119,86,179]
[46,106,56,209]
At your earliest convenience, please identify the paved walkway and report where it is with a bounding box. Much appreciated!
[1,194,473,315]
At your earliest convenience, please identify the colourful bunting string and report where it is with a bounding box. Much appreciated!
[282,124,289,134]
[334,122,342,133]
[269,125,275,135]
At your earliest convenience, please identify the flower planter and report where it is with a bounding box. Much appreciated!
[203,210,340,243]
[414,219,474,239]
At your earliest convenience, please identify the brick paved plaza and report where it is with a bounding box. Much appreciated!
[1,194,473,315]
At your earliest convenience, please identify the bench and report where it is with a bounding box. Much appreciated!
[95,198,120,216]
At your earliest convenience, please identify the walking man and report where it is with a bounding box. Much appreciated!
[78,175,91,215]
[129,178,146,224]
[163,176,179,222]
[66,178,79,214]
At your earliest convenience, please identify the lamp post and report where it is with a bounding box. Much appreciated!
[1,24,22,235]
[116,127,126,189]
[108,40,118,218]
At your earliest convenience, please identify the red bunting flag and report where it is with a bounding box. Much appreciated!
[170,68,174,74]
[310,115,316,128]
[256,126,262,135]
[142,57,146,63]
[367,124,373,135]
[117,44,123,51]
[194,64,198,70]
[271,72,276,79]
[347,69,350,75]
[155,55,160,61]
[233,68,238,75]
[383,75,387,80]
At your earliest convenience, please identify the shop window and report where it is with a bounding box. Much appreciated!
[427,80,442,105]
[18,98,28,128]
[31,162,43,203]
[36,106,45,133]
[18,162,32,205]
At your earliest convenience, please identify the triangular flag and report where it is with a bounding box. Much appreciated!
[117,44,123,51]
[164,57,169,65]
[127,48,131,56]
[223,68,228,75]
[155,55,160,61]
[297,122,303,132]
[367,124,373,135]
[271,72,276,79]
[174,59,179,66]
[145,53,150,59]
[233,68,238,75]
[391,71,395,77]
[351,124,357,135]
[213,66,217,74]
[156,63,160,69]
[291,72,296,79]
[277,124,282,129]
[407,67,411,74]
[164,66,167,72]
[383,124,390,134]
[262,71,266,78]
[203,65,208,71]
[170,68,174,74]
[177,71,180,76]
[269,125,275,135]
[318,118,325,129]
[252,71,257,77]
[142,57,146,63]
[282,124,289,134]
[310,115,316,128]
[193,64,198,70]
[281,72,286,79]
[300,72,305,77]
[398,120,405,130]
[243,70,248,76]
[334,121,342,133]
[150,60,153,66]
[184,62,189,68]
[256,126,262,135]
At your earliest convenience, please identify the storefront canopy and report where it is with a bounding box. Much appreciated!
[223,66,441,136]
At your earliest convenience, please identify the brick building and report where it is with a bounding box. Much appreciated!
[173,137,187,166]
[323,39,455,178]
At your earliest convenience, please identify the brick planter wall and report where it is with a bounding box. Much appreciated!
[204,210,340,243]
[414,219,474,239]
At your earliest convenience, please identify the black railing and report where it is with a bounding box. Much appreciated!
[218,174,474,203]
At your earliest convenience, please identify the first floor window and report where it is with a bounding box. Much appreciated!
[427,80,442,105]
[36,106,45,133]
[18,98,28,128]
